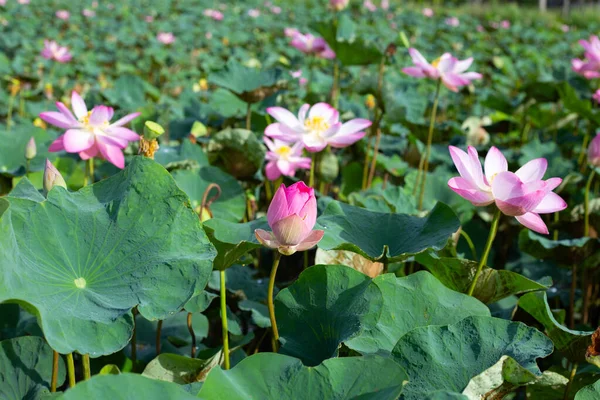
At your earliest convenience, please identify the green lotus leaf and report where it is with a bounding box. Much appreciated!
[198,353,406,400]
[207,128,266,179]
[316,201,460,263]
[518,230,600,268]
[0,125,56,177]
[208,61,285,103]
[56,373,198,399]
[0,157,215,356]
[576,380,600,400]
[142,351,222,384]
[0,336,66,400]
[391,316,553,400]
[154,141,208,169]
[416,252,551,304]
[519,291,594,362]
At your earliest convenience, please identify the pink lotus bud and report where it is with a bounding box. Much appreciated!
[43,159,66,194]
[255,182,324,255]
[588,132,600,167]
[25,137,36,160]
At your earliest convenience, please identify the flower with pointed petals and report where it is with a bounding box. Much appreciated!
[448,146,567,234]
[264,138,311,181]
[255,182,324,255]
[290,32,335,59]
[40,91,140,169]
[402,48,482,92]
[588,132,600,167]
[41,40,72,63]
[265,103,371,152]
[572,36,600,79]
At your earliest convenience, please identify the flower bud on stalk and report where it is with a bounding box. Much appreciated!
[43,159,66,195]
[25,137,36,160]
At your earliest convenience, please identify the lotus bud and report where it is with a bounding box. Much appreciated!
[25,137,36,160]
[43,159,66,195]
[588,132,600,167]
[255,182,324,255]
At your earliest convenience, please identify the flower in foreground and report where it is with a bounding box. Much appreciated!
[157,32,175,45]
[43,159,67,194]
[588,132,600,167]
[265,102,372,152]
[448,146,567,234]
[402,48,482,92]
[41,40,72,63]
[255,182,324,255]
[40,91,140,169]
[264,137,311,180]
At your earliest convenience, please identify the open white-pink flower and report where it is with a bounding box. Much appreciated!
[41,40,72,63]
[40,91,140,169]
[264,138,311,181]
[265,103,371,152]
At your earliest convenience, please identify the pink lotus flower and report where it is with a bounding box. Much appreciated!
[363,0,377,11]
[271,6,281,14]
[157,32,175,45]
[55,10,70,20]
[265,103,371,152]
[500,20,511,29]
[290,70,307,86]
[203,9,224,21]
[381,0,389,10]
[290,32,336,59]
[41,40,72,63]
[445,17,460,27]
[572,36,600,79]
[402,48,482,92]
[255,182,324,255]
[330,0,349,11]
[422,8,433,17]
[588,132,600,167]
[82,9,96,18]
[448,146,567,234]
[284,27,299,37]
[18,0,29,4]
[248,9,260,17]
[264,138,311,180]
[40,91,140,169]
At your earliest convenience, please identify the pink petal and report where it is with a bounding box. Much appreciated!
[441,73,469,92]
[294,230,325,251]
[402,66,427,78]
[437,53,457,73]
[449,146,481,189]
[296,193,317,230]
[71,91,88,120]
[63,129,95,152]
[484,146,508,184]
[298,104,310,124]
[448,177,494,206]
[285,182,312,215]
[79,145,99,160]
[265,161,282,181]
[515,158,547,183]
[272,214,311,246]
[453,57,473,73]
[276,159,293,176]
[408,48,429,67]
[544,177,562,191]
[533,192,567,214]
[308,103,338,123]
[55,101,78,124]
[255,229,280,249]
[267,184,289,227]
[39,111,76,129]
[111,112,140,127]
[264,122,301,142]
[48,136,65,152]
[96,140,125,169]
[105,127,140,142]
[458,72,483,81]
[266,107,302,130]
[515,213,549,235]
[89,106,111,125]
[99,135,129,149]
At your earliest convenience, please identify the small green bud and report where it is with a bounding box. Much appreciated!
[25,137,36,160]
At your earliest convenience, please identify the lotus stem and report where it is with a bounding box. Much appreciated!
[84,158,95,186]
[245,103,252,131]
[309,153,316,188]
[25,159,30,179]
[367,127,382,188]
[268,252,282,347]
[131,310,137,369]
[417,79,442,210]
[459,230,478,261]
[156,320,163,355]
[51,351,59,392]
[362,138,373,190]
[331,61,340,109]
[220,270,230,369]
[584,169,595,237]
[467,208,501,296]
[578,128,592,171]
[564,363,578,400]
[82,354,91,381]
[265,180,273,203]
[570,264,577,329]
[187,313,196,358]
[66,353,76,387]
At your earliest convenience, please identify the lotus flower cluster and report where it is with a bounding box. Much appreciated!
[255,182,324,255]
[40,91,140,169]
[41,40,72,63]
[289,31,335,59]
[572,35,600,79]
[402,48,482,92]
[448,146,567,234]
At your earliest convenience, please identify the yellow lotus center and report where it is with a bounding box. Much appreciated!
[275,145,292,158]
[80,110,93,125]
[304,116,330,134]
[431,57,442,68]
[74,277,87,289]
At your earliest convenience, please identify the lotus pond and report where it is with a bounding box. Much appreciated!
[1,0,600,399]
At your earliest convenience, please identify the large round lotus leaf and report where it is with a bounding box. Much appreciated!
[275,265,383,366]
[518,230,600,268]
[0,336,66,400]
[0,157,216,356]
[154,141,208,168]
[208,61,284,103]
[198,353,407,400]
[56,373,198,400]
[172,166,245,222]
[391,316,554,400]
[576,380,600,400]
[345,271,491,354]
[316,201,460,263]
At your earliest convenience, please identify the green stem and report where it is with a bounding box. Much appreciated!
[220,270,230,369]
[459,230,478,261]
[51,351,59,392]
[362,136,373,190]
[131,312,137,368]
[7,94,14,130]
[66,353,76,387]
[245,103,252,131]
[331,61,340,109]
[564,363,578,400]
[417,79,442,210]
[570,264,577,329]
[187,312,196,358]
[156,320,163,355]
[578,130,591,170]
[467,208,501,296]
[584,169,595,237]
[25,159,30,179]
[82,354,91,381]
[268,252,282,346]
[309,153,316,188]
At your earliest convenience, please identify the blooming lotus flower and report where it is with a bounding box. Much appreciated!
[402,49,482,92]
[500,20,511,29]
[157,32,175,45]
[41,40,72,63]
[55,10,70,20]
[572,36,600,79]
[265,103,371,152]
[203,9,223,21]
[264,138,311,180]
[448,146,567,234]
[588,132,600,167]
[364,0,377,11]
[330,0,349,11]
[255,182,324,255]
[422,8,433,17]
[445,17,460,27]
[284,27,299,37]
[40,91,140,169]
[290,32,336,59]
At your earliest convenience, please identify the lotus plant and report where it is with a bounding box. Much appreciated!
[572,35,600,79]
[41,40,72,63]
[40,91,140,169]
[289,32,335,59]
[255,182,324,344]
[264,137,311,181]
